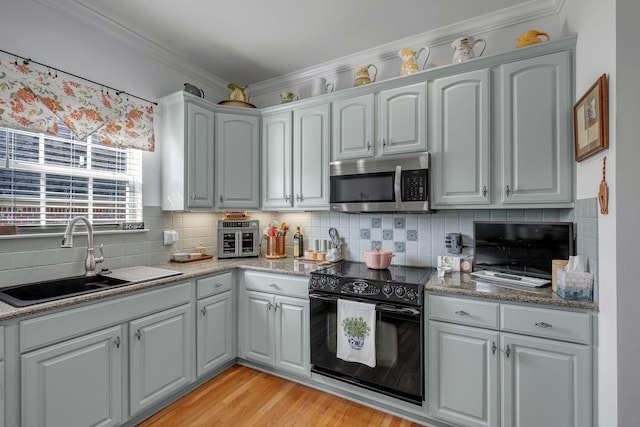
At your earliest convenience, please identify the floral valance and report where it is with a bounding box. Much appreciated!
[0,59,154,151]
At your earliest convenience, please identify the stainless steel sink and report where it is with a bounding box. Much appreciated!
[0,275,132,307]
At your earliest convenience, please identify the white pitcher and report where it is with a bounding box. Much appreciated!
[451,36,486,63]
[311,77,335,96]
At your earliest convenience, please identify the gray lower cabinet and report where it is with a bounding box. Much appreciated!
[22,325,123,427]
[429,321,498,427]
[129,303,193,415]
[428,295,592,427]
[240,271,310,377]
[215,112,261,210]
[196,291,234,376]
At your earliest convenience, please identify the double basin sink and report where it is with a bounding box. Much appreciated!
[0,266,183,307]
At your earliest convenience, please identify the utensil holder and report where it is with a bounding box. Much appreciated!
[266,236,286,258]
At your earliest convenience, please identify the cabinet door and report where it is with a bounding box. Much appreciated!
[429,321,499,427]
[500,51,572,204]
[274,295,310,377]
[216,113,260,209]
[129,303,193,415]
[262,112,293,209]
[379,83,427,155]
[244,291,275,366]
[293,103,330,209]
[501,333,591,427]
[0,360,3,427]
[332,94,374,160]
[187,102,215,208]
[431,68,491,206]
[22,326,123,427]
[197,291,234,377]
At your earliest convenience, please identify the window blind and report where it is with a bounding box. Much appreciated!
[0,124,142,226]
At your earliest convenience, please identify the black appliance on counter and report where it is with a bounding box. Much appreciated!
[309,261,435,405]
[473,221,575,279]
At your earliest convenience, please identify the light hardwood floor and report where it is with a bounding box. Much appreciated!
[137,365,424,426]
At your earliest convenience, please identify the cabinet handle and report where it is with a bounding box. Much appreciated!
[284,194,290,202]
[296,194,302,202]
[220,195,224,203]
[454,310,470,316]
[267,301,273,311]
[114,336,121,349]
[506,185,511,197]
[534,321,552,328]
[215,283,224,288]
[491,341,497,355]
[505,344,511,358]
[382,139,386,147]
[483,186,488,197]
[201,307,207,316]
[135,329,142,341]
[190,193,195,202]
[367,141,371,151]
[274,302,280,312]
[269,284,279,289]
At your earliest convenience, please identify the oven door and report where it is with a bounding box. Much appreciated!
[309,293,423,404]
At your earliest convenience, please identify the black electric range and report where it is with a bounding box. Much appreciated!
[309,261,435,307]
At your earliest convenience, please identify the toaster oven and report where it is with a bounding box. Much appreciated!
[217,220,260,258]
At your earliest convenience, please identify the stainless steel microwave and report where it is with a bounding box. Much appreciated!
[329,152,431,213]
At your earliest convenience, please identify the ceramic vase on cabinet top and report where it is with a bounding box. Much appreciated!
[451,36,486,63]
[398,47,431,76]
[354,64,377,86]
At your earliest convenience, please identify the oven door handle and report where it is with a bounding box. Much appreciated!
[376,304,422,317]
[309,293,340,302]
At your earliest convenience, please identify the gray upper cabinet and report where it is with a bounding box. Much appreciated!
[293,103,330,209]
[215,112,261,210]
[262,103,330,210]
[431,69,491,207]
[378,83,427,155]
[431,48,574,208]
[262,111,293,209]
[160,92,215,211]
[332,84,427,160]
[499,51,573,204]
[332,94,374,160]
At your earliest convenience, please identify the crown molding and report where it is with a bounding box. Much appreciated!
[33,0,230,93]
[249,0,565,95]
[33,0,564,97]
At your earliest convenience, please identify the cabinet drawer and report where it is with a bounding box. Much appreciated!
[429,295,499,329]
[197,271,233,299]
[244,271,308,299]
[501,304,591,344]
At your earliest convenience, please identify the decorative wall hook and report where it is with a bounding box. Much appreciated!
[598,156,609,214]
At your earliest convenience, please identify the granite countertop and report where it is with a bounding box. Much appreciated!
[0,257,598,321]
[426,272,598,311]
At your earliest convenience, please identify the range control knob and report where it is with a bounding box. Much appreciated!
[406,290,417,301]
[310,277,320,289]
[382,284,393,297]
[395,286,406,298]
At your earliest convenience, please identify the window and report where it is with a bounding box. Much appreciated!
[0,124,142,227]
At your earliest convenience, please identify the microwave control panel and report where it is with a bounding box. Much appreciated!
[401,169,427,201]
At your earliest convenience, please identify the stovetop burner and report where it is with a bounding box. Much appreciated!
[310,261,435,306]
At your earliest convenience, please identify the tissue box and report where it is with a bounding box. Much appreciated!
[556,269,593,300]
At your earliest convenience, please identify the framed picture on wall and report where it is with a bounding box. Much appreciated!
[573,73,609,162]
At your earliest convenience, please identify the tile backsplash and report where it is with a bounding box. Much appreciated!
[0,201,598,298]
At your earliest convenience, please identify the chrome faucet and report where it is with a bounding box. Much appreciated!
[61,216,105,276]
